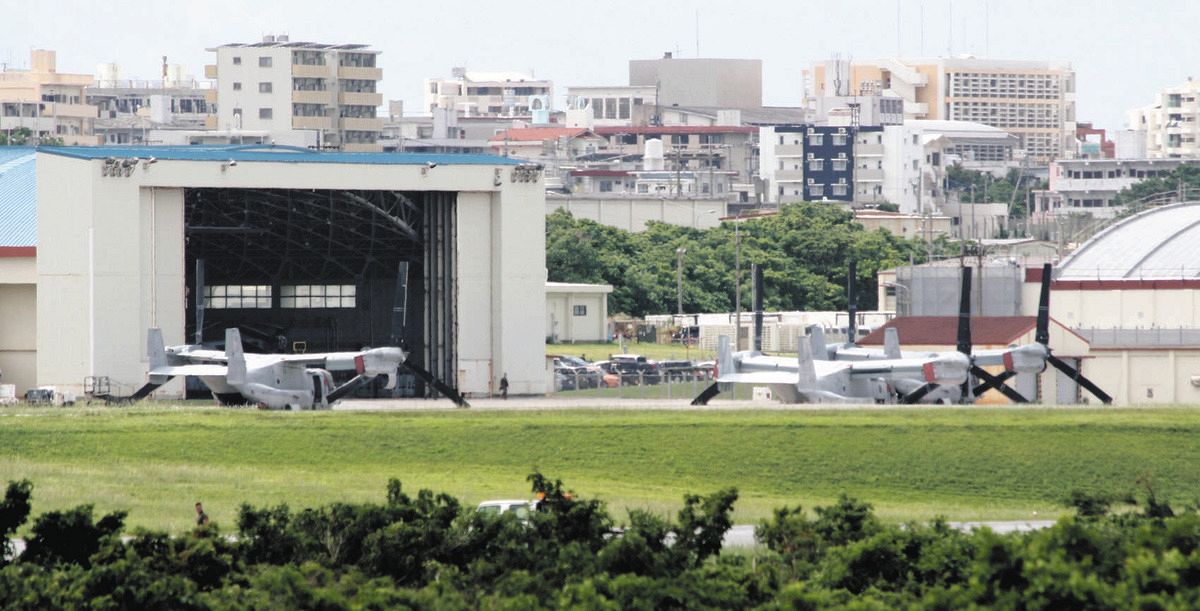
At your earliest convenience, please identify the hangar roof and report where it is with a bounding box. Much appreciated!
[38,144,521,166]
[1058,201,1200,279]
[0,147,36,248]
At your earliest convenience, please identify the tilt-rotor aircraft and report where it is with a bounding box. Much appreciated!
[130,327,469,410]
[815,262,1111,405]
[691,266,973,405]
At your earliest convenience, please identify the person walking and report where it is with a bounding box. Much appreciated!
[195,502,210,527]
[499,373,509,399]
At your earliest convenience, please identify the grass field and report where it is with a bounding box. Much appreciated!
[2,404,1198,533]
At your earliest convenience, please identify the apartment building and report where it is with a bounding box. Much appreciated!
[206,35,383,151]
[88,63,214,145]
[425,68,552,118]
[1128,78,1200,158]
[594,125,757,183]
[1032,158,1195,219]
[0,50,99,145]
[758,124,884,204]
[807,57,1076,162]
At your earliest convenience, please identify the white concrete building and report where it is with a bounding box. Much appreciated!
[1128,78,1200,158]
[1033,158,1194,219]
[630,55,762,110]
[565,85,657,127]
[0,148,36,395]
[30,145,546,399]
[545,282,612,342]
[206,36,383,151]
[425,68,552,118]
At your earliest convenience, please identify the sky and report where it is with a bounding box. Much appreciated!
[4,0,1198,131]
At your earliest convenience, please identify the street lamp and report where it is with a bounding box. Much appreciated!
[676,246,687,315]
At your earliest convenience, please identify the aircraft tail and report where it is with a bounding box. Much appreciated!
[225,328,247,385]
[884,327,902,359]
[796,340,818,388]
[147,328,168,372]
[807,325,829,360]
[716,335,734,378]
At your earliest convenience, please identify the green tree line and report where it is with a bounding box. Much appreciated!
[3,476,1200,608]
[1112,164,1200,207]
[547,203,945,318]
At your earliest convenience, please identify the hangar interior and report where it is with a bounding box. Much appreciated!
[184,187,458,398]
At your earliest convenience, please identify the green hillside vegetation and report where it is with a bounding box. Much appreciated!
[546,202,950,318]
[1,406,1198,532]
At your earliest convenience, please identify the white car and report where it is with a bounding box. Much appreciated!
[476,499,538,518]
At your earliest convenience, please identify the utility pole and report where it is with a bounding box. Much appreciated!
[676,247,686,315]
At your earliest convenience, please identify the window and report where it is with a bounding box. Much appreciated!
[259,108,273,119]
[831,133,847,146]
[599,181,613,193]
[232,82,242,91]
[808,159,824,171]
[809,185,825,197]
[808,134,824,146]
[638,184,649,193]
[832,159,848,171]
[204,285,271,309]
[259,56,272,67]
[573,305,587,316]
[259,82,272,93]
[232,56,242,65]
[280,284,357,309]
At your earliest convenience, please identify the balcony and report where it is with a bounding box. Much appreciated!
[204,64,218,79]
[343,142,383,152]
[44,103,97,119]
[774,144,805,156]
[337,65,382,81]
[292,90,334,105]
[293,116,333,130]
[204,115,217,129]
[292,63,331,79]
[855,143,885,156]
[855,168,884,181]
[339,91,382,107]
[341,116,383,131]
[775,169,805,181]
[204,89,218,104]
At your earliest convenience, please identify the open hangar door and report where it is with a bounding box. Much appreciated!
[182,187,459,401]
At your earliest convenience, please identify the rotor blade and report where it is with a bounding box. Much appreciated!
[692,382,721,406]
[957,266,972,355]
[1047,355,1113,405]
[326,374,374,403]
[129,380,169,402]
[401,362,470,407]
[970,366,1029,403]
[901,383,938,404]
[972,369,1016,396]
[1036,263,1052,345]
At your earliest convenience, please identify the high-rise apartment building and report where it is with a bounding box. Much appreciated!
[0,50,100,145]
[206,35,383,151]
[807,57,1076,162]
[1128,78,1200,158]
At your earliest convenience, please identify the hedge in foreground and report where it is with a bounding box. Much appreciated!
[1,476,1200,609]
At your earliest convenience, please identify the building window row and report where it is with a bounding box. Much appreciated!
[204,285,272,309]
[280,284,357,309]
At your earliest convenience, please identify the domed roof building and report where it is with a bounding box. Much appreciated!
[1052,202,1200,404]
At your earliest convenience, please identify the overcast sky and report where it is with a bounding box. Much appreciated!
[5,0,1197,131]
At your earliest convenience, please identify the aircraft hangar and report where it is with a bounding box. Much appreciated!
[33,145,547,399]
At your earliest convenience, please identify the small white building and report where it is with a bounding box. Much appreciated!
[545,282,612,342]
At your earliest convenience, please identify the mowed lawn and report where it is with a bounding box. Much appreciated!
[1,405,1198,533]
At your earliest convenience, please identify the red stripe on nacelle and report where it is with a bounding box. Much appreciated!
[923,362,935,382]
[1003,351,1015,371]
[354,355,365,374]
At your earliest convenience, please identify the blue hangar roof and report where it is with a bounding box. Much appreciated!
[38,144,522,166]
[0,147,36,248]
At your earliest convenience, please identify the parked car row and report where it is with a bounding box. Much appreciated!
[551,354,715,391]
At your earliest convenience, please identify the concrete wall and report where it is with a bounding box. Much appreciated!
[629,58,762,109]
[1084,349,1200,405]
[1052,289,1200,329]
[37,153,546,397]
[547,196,726,232]
[0,258,36,393]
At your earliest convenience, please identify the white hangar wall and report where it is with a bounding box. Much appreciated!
[35,150,546,398]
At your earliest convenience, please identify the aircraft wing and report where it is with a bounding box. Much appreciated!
[149,364,230,377]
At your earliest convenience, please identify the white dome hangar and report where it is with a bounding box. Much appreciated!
[1058,202,1200,280]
